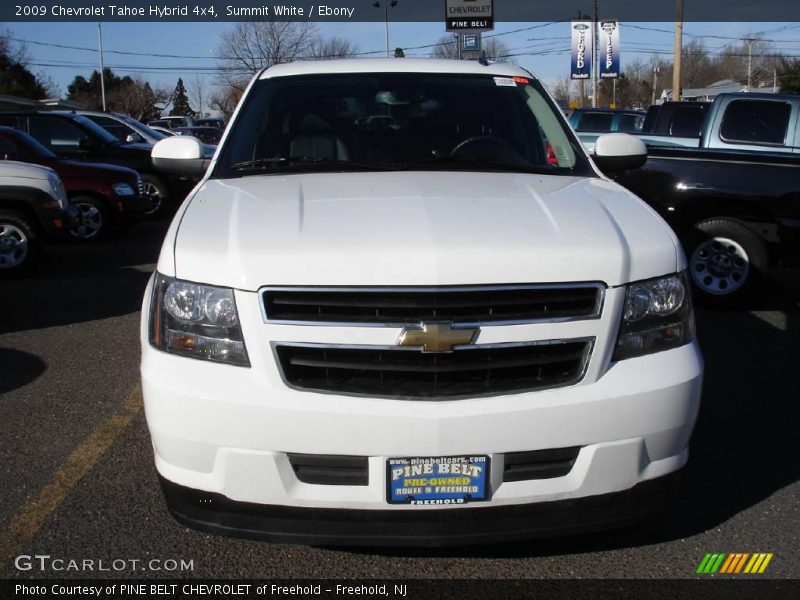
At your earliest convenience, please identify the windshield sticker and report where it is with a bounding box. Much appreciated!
[493,77,517,87]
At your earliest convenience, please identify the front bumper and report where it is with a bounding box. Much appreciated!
[159,470,682,547]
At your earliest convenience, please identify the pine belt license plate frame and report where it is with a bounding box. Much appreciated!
[386,455,490,506]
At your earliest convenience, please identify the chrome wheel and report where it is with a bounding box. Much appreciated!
[70,201,104,240]
[142,180,164,216]
[690,236,749,295]
[0,222,29,269]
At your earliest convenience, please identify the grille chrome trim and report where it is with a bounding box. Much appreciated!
[271,338,595,400]
[260,283,605,328]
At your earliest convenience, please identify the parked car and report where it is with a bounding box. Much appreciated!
[0,161,73,275]
[0,126,149,240]
[147,119,173,130]
[569,108,646,133]
[615,145,800,305]
[171,126,223,145]
[158,115,194,128]
[0,111,194,218]
[142,59,702,546]
[149,125,176,137]
[79,110,169,145]
[642,101,711,137]
[194,117,227,129]
[580,93,800,153]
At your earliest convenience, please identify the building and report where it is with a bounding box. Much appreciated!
[660,79,777,103]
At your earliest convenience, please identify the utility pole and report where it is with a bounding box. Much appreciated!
[97,23,106,111]
[746,38,753,91]
[652,65,660,105]
[373,1,398,58]
[673,0,683,102]
[456,33,462,60]
[591,0,598,108]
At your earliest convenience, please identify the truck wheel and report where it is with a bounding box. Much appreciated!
[686,218,768,306]
[69,195,108,241]
[0,210,40,277]
[141,174,170,219]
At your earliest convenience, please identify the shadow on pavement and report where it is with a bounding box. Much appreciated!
[0,348,46,393]
[0,221,168,335]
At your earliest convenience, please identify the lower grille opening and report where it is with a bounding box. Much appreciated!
[502,447,581,482]
[274,340,592,400]
[287,453,369,486]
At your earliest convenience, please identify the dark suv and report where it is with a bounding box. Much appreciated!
[0,111,193,217]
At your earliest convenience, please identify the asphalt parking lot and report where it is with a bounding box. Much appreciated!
[1,220,798,580]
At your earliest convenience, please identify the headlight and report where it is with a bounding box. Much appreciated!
[613,272,695,361]
[149,274,250,367]
[47,173,68,210]
[112,182,135,196]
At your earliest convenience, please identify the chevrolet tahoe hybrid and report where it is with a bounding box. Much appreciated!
[141,59,703,546]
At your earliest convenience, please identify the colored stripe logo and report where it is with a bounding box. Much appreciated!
[697,553,773,574]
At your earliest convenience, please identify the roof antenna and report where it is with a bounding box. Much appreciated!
[478,50,489,66]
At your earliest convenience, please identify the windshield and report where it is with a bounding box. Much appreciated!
[120,115,167,140]
[214,72,591,178]
[70,114,121,145]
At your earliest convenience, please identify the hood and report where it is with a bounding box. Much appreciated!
[170,171,679,290]
[52,160,139,183]
[0,160,55,181]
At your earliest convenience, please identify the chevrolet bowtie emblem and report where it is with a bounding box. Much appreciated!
[397,322,479,353]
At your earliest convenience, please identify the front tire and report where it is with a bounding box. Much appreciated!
[0,210,40,277]
[686,218,769,307]
[141,173,170,220]
[69,195,108,241]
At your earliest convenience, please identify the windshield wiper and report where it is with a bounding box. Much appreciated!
[231,156,392,173]
[392,155,565,175]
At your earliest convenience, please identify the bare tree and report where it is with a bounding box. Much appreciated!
[548,75,573,105]
[430,36,509,61]
[209,86,242,118]
[187,75,209,118]
[308,37,360,60]
[217,21,318,92]
[108,76,170,121]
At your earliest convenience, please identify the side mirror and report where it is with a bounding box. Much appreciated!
[151,136,210,177]
[592,133,647,173]
[126,132,144,144]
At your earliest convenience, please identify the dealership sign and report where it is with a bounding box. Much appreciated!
[599,20,621,78]
[445,0,494,32]
[570,21,593,80]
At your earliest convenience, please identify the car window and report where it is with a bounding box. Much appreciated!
[576,112,614,132]
[669,107,706,137]
[719,100,791,145]
[29,117,85,151]
[216,73,590,178]
[619,114,644,132]
[85,115,131,141]
[0,136,19,159]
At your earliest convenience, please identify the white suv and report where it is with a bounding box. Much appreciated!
[142,59,703,546]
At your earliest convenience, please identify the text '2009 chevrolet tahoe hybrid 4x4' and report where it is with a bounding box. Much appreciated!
[142,60,703,546]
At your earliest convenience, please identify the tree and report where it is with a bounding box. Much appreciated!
[187,75,208,118]
[308,37,359,60]
[0,32,48,99]
[548,75,573,106]
[169,78,193,117]
[431,36,510,61]
[111,77,170,121]
[777,58,800,93]
[209,86,241,117]
[217,21,318,92]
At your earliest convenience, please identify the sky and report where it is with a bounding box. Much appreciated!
[5,20,800,102]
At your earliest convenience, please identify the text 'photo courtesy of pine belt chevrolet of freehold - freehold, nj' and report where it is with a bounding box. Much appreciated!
[0,1,798,599]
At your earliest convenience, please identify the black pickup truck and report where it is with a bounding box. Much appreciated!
[615,145,800,305]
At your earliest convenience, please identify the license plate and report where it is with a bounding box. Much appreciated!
[386,455,490,505]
